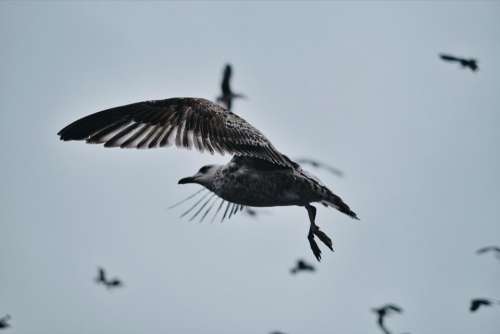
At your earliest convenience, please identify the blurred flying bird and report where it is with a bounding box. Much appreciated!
[216,63,246,110]
[372,304,403,334]
[296,158,343,177]
[476,246,500,259]
[95,267,124,289]
[243,207,271,219]
[439,53,479,72]
[269,332,286,334]
[469,298,500,312]
[290,259,315,274]
[58,97,358,261]
[244,207,259,217]
[0,315,10,329]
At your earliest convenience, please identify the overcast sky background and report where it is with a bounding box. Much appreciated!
[1,2,500,334]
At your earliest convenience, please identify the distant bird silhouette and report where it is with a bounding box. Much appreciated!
[244,207,259,217]
[0,315,11,329]
[476,246,500,259]
[290,259,316,274]
[296,158,343,177]
[469,298,500,312]
[269,332,287,334]
[243,207,271,219]
[95,267,124,289]
[439,53,478,72]
[216,63,246,110]
[372,304,403,334]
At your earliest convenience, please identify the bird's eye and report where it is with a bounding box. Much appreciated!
[199,166,211,174]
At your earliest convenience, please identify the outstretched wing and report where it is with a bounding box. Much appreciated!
[439,54,460,62]
[296,158,344,177]
[476,247,492,254]
[58,97,294,168]
[476,246,500,254]
[386,304,403,313]
[221,64,232,95]
[470,299,490,312]
[377,315,388,334]
[96,267,106,282]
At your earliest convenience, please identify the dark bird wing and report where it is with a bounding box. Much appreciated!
[0,315,10,328]
[466,59,479,71]
[243,207,270,219]
[244,207,257,217]
[221,64,232,96]
[470,300,480,312]
[296,158,319,167]
[476,247,490,254]
[476,246,500,254]
[297,259,315,270]
[296,158,343,177]
[58,97,295,168]
[376,314,390,334]
[108,279,122,287]
[222,96,232,111]
[386,304,403,313]
[304,263,315,271]
[96,267,106,282]
[470,299,491,312]
[439,54,461,62]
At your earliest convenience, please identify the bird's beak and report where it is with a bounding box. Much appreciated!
[178,176,196,184]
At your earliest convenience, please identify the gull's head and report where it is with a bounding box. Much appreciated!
[178,165,219,187]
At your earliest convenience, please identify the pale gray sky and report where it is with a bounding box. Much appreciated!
[1,2,499,334]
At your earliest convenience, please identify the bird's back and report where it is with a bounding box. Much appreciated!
[213,156,325,207]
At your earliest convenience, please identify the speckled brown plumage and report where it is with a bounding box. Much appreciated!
[58,97,358,260]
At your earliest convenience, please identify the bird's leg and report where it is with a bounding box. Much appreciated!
[306,204,322,261]
[310,212,333,251]
[306,204,334,261]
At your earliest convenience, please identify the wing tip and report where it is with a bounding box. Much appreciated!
[57,131,76,141]
[57,126,90,142]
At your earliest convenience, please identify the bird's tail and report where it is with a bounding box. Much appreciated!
[320,189,358,220]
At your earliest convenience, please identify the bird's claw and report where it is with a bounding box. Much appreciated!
[308,232,322,261]
[314,228,334,251]
[308,225,334,261]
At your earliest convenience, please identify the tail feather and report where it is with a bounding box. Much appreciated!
[298,167,358,219]
[321,192,358,220]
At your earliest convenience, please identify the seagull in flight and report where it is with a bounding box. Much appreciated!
[372,304,403,334]
[290,259,315,274]
[0,315,11,330]
[95,267,124,289]
[58,97,358,261]
[469,298,500,312]
[439,53,479,72]
[476,246,500,259]
[216,64,246,110]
